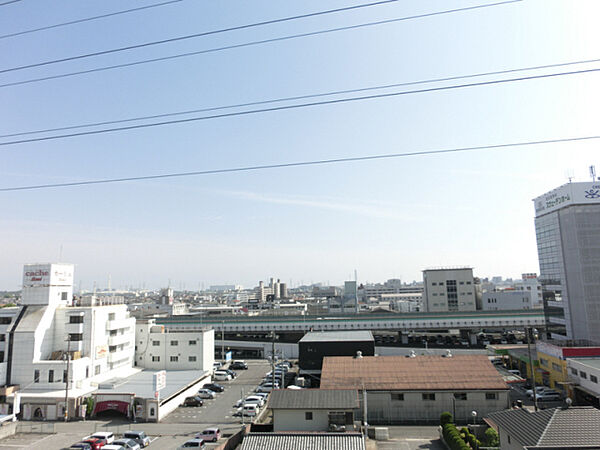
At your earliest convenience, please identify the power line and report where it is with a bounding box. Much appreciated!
[0,1,184,40]
[0,66,598,148]
[0,0,399,61]
[0,0,521,88]
[2,55,598,140]
[1,134,597,192]
[0,0,22,6]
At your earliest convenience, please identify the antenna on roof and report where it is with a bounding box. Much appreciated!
[565,169,574,183]
[590,165,597,181]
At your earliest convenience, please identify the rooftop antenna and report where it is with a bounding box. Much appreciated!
[590,165,597,181]
[565,169,574,183]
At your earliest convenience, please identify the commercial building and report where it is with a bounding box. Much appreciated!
[135,319,214,371]
[482,273,543,311]
[423,268,476,312]
[567,358,600,407]
[269,389,359,432]
[533,181,600,341]
[320,354,509,424]
[485,406,600,449]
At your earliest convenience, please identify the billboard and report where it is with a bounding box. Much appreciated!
[95,345,108,359]
[153,370,167,392]
[534,181,600,217]
[22,263,74,287]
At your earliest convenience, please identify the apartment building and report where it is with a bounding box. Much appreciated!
[423,268,476,312]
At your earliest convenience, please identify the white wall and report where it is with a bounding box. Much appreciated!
[482,290,535,311]
[568,359,600,396]
[274,409,331,432]
[423,269,476,312]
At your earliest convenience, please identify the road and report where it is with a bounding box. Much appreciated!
[0,360,272,450]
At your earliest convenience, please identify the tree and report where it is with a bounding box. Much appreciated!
[440,411,453,425]
[484,428,499,446]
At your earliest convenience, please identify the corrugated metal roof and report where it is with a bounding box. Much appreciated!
[486,406,600,448]
[299,331,374,343]
[320,355,508,391]
[239,432,365,450]
[269,389,359,410]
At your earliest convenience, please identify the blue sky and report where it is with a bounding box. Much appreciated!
[1,0,599,290]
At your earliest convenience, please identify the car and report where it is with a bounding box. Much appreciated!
[177,438,206,449]
[230,360,248,370]
[508,369,522,377]
[214,370,232,381]
[102,446,126,450]
[89,432,115,444]
[182,396,204,407]
[70,444,93,450]
[254,392,269,401]
[197,428,221,443]
[235,395,265,408]
[122,431,151,448]
[526,386,550,397]
[241,404,259,417]
[536,391,562,402]
[256,383,278,393]
[203,383,224,393]
[213,361,223,370]
[82,438,106,450]
[113,438,141,450]
[225,369,237,378]
[197,389,216,399]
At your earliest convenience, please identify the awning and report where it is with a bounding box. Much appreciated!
[93,400,130,415]
[574,384,600,399]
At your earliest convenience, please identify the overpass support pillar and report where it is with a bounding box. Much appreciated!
[469,332,478,346]
[400,332,409,345]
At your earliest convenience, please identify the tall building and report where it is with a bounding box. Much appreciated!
[533,181,600,342]
[422,268,476,312]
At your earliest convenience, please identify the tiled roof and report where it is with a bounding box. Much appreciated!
[239,432,365,450]
[269,389,359,410]
[299,331,374,343]
[486,406,600,448]
[320,355,508,391]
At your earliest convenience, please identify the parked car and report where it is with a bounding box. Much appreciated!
[113,438,141,450]
[122,431,151,448]
[508,369,522,377]
[203,383,224,393]
[235,395,265,408]
[241,404,259,417]
[177,438,206,449]
[230,360,248,370]
[536,391,562,402]
[256,383,278,393]
[214,370,232,381]
[213,361,223,370]
[182,396,204,407]
[197,389,216,399]
[82,438,106,450]
[254,392,269,401]
[102,446,126,450]
[89,432,115,444]
[225,369,237,378]
[70,444,93,450]
[197,428,221,443]
[526,386,550,398]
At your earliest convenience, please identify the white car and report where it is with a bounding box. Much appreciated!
[88,432,115,444]
[214,371,232,381]
[256,383,279,393]
[177,438,206,449]
[235,395,264,408]
[526,386,549,397]
[197,389,216,399]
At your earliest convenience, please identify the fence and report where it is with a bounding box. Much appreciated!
[16,422,56,434]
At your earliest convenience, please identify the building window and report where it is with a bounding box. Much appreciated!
[69,315,84,324]
[571,368,578,376]
[391,393,404,401]
[591,375,598,384]
[68,333,83,341]
[305,412,313,420]
[486,393,498,400]
[170,340,178,346]
[95,365,101,375]
[552,363,561,372]
[580,371,587,379]
[63,369,68,382]
[152,356,160,362]
[170,356,178,362]
[34,370,40,383]
[188,340,197,345]
[0,318,11,325]
[61,292,68,301]
[108,313,115,321]
[48,370,54,383]
[540,358,548,367]
[0,351,4,362]
[152,341,160,346]
[0,334,5,342]
[189,356,197,362]
[422,393,435,401]
[454,393,467,400]
[86,366,89,378]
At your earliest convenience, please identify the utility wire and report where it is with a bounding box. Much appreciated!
[0,0,399,63]
[1,134,597,192]
[2,55,598,140]
[0,66,598,148]
[0,0,521,88]
[0,0,22,6]
[0,1,184,40]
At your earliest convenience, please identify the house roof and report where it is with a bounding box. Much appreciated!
[299,331,374,343]
[269,389,359,410]
[485,406,600,448]
[320,355,508,391]
[239,433,365,450]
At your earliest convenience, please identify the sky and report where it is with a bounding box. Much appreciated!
[1,0,599,291]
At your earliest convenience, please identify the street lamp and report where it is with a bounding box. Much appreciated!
[471,410,477,426]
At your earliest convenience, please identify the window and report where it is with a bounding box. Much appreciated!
[0,334,5,342]
[486,393,498,400]
[188,340,197,345]
[189,356,197,362]
[170,340,178,346]
[591,375,598,383]
[432,282,437,286]
[453,393,467,400]
[0,351,4,362]
[152,356,160,362]
[63,370,67,382]
[571,368,578,376]
[305,412,313,420]
[170,356,178,362]
[422,393,435,401]
[95,365,101,375]
[552,363,561,372]
[61,292,68,301]
[69,315,83,323]
[68,333,83,341]
[86,366,89,378]
[391,393,404,401]
[0,318,11,324]
[34,370,40,383]
[108,313,115,320]
[580,371,587,379]
[109,345,117,353]
[540,358,548,367]
[152,340,160,346]
[48,370,54,383]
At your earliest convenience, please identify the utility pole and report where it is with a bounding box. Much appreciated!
[526,327,538,411]
[221,321,225,364]
[63,336,71,422]
[271,331,276,389]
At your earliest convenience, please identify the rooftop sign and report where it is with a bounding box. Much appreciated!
[534,182,600,217]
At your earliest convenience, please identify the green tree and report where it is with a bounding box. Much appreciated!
[484,428,499,446]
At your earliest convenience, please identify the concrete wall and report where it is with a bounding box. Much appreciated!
[273,409,331,432]
[155,372,211,422]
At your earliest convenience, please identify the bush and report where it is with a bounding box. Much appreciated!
[440,411,453,425]
[442,423,470,450]
[484,428,500,446]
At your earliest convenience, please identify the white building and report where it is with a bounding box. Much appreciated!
[567,358,600,406]
[422,268,476,312]
[135,319,214,371]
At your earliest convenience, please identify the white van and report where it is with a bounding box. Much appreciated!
[89,431,115,444]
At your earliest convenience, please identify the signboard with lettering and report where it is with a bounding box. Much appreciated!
[153,370,167,392]
[534,181,600,217]
[22,263,74,287]
[95,345,108,359]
